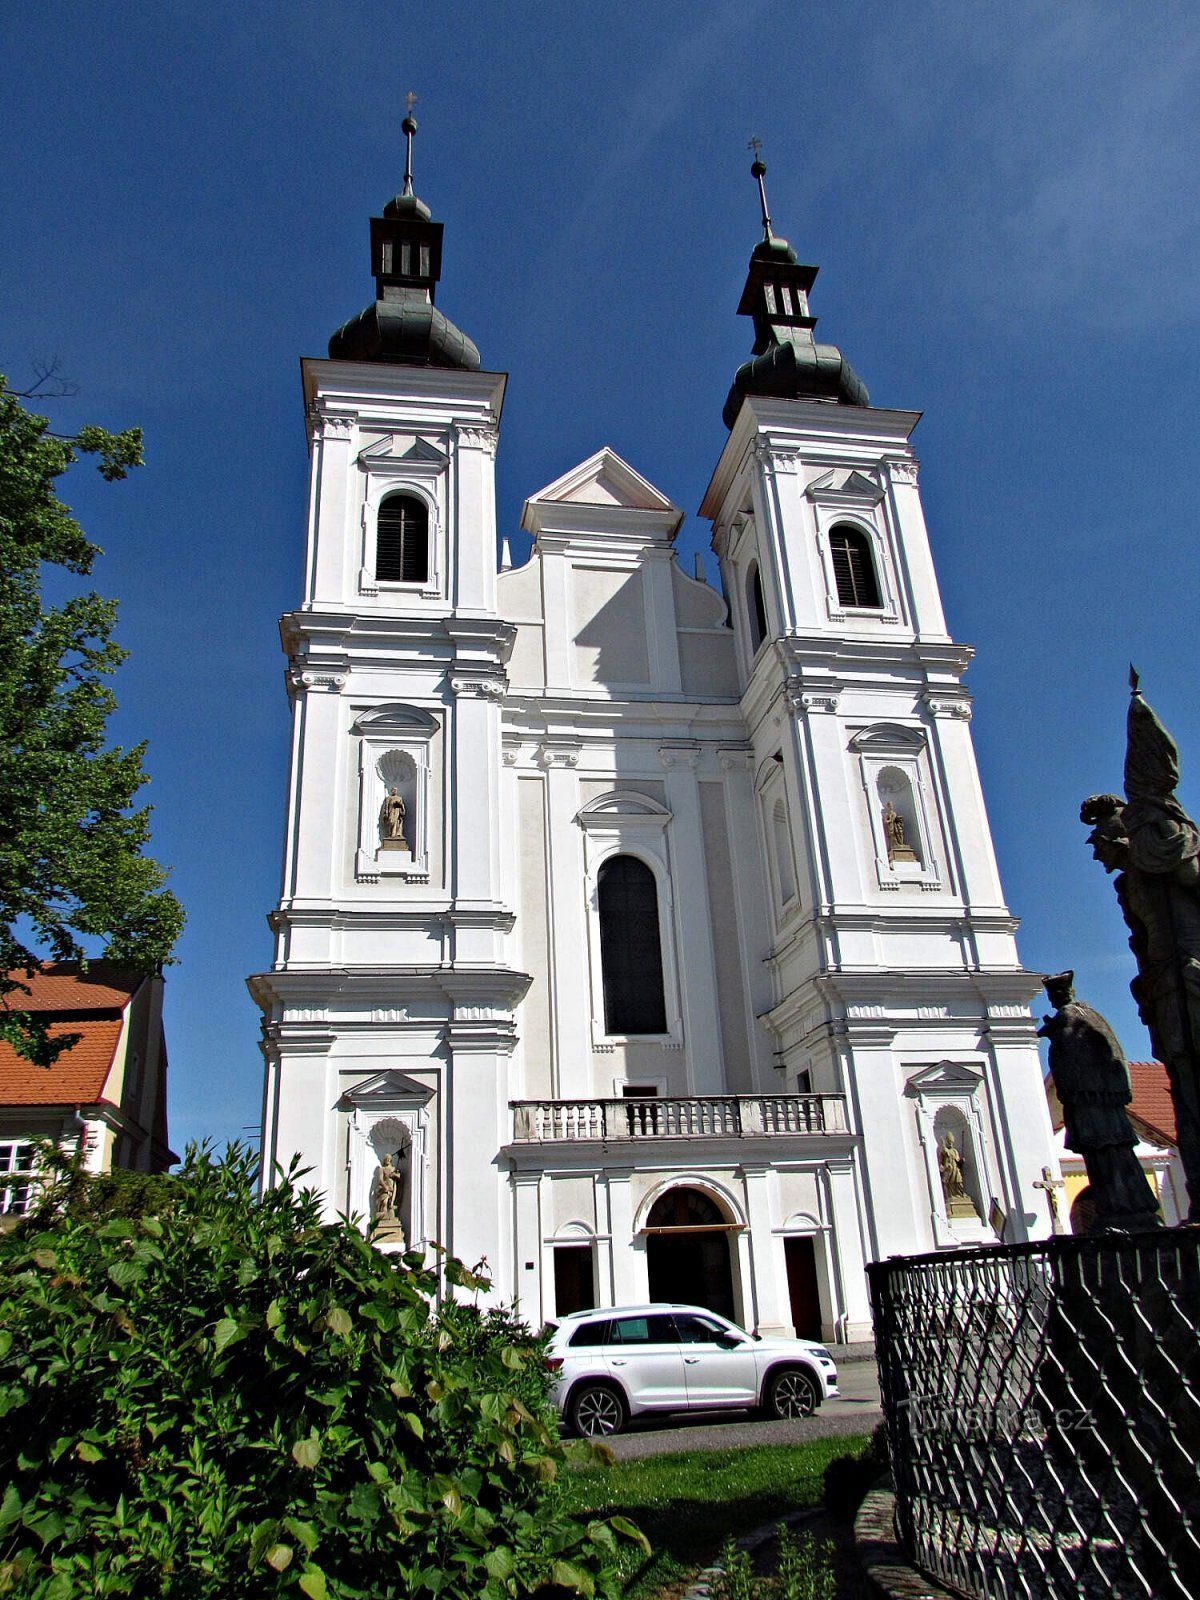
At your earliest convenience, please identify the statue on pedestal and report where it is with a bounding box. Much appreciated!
[1038,971,1161,1232]
[1081,671,1200,1220]
[938,1131,981,1219]
[882,800,918,863]
[379,787,408,850]
[371,1151,407,1245]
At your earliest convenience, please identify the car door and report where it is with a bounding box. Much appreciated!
[672,1312,760,1407]
[604,1313,687,1410]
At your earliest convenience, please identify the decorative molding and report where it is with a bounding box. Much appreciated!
[371,1006,410,1024]
[923,692,973,721]
[717,747,754,772]
[754,440,801,474]
[658,743,700,771]
[536,742,581,769]
[848,723,927,755]
[785,681,842,715]
[352,705,439,736]
[288,667,348,693]
[449,673,507,700]
[887,458,920,486]
[806,467,886,506]
[454,424,499,458]
[577,792,672,828]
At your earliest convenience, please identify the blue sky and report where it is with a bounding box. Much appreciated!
[3,1,1199,1152]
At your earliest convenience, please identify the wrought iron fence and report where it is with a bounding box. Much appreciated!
[868,1229,1200,1600]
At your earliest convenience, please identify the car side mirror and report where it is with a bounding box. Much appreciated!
[716,1332,743,1349]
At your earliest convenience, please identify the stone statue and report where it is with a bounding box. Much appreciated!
[1081,672,1200,1220]
[1037,971,1161,1231]
[882,800,918,863]
[373,1152,399,1219]
[937,1132,980,1219]
[379,787,408,848]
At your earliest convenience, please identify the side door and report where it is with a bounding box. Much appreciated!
[672,1312,760,1407]
[604,1313,687,1411]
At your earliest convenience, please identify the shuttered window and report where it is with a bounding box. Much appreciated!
[597,855,667,1035]
[376,494,429,583]
[829,526,881,609]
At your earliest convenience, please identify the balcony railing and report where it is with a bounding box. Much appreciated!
[509,1093,849,1143]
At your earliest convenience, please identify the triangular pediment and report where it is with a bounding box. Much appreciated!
[357,434,448,468]
[528,448,679,513]
[343,1071,433,1105]
[806,466,885,505]
[905,1061,983,1097]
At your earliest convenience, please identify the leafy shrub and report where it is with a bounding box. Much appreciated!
[0,1145,644,1598]
[821,1420,890,1523]
[710,1526,836,1599]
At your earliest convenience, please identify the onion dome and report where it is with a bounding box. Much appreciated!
[328,112,480,369]
[722,149,867,427]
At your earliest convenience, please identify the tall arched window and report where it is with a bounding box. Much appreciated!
[772,796,797,905]
[376,493,429,584]
[829,525,881,609]
[597,855,667,1034]
[746,562,768,653]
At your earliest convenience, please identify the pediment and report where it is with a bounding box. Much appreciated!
[343,1071,433,1106]
[806,466,885,505]
[358,434,448,468]
[353,704,439,736]
[848,723,927,755]
[576,791,672,828]
[528,448,679,513]
[905,1061,983,1097]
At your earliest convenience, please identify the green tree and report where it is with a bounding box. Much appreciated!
[0,373,183,1065]
[0,1146,644,1598]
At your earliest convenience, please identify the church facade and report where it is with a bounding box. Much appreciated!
[248,142,1059,1341]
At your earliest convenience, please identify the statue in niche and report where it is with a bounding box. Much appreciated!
[371,1150,407,1244]
[938,1131,980,1219]
[1080,672,1200,1221]
[1037,971,1161,1232]
[882,800,918,863]
[379,786,409,851]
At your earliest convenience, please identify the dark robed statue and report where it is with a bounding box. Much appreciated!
[1081,672,1200,1220]
[1038,971,1161,1231]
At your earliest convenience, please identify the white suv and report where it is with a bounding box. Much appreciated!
[544,1303,839,1437]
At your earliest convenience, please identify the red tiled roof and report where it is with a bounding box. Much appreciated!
[0,1019,124,1106]
[3,962,141,1014]
[1128,1060,1177,1148]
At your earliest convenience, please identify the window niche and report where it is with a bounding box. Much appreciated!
[849,724,942,891]
[905,1062,993,1247]
[577,792,681,1046]
[352,705,438,883]
[356,431,447,598]
[757,756,800,918]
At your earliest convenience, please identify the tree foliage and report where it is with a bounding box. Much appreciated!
[0,374,183,1064]
[0,1146,644,1599]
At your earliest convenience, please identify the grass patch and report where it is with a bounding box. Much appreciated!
[563,1435,869,1598]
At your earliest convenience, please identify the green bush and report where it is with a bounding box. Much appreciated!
[0,1145,643,1599]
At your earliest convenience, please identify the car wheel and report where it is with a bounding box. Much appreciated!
[569,1382,627,1438]
[765,1365,820,1419]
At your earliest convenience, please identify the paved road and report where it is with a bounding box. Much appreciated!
[601,1358,882,1461]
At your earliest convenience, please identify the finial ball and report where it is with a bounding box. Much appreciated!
[751,158,767,179]
[402,115,418,136]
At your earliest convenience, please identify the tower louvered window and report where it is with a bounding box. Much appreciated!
[376,494,429,584]
[829,526,881,609]
[747,562,768,653]
[597,855,667,1035]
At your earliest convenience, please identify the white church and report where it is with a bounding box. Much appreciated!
[248,132,1059,1342]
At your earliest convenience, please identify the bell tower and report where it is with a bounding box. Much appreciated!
[701,154,1058,1259]
[249,115,527,1284]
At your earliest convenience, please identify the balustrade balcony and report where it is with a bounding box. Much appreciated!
[509,1093,849,1143]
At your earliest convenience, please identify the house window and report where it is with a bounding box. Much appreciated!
[376,494,428,584]
[747,562,768,653]
[829,525,881,609]
[771,795,797,905]
[597,855,667,1035]
[0,1140,37,1216]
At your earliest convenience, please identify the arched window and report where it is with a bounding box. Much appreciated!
[597,855,667,1035]
[376,493,428,584]
[746,562,768,653]
[829,525,881,609]
[772,795,797,905]
[646,1187,727,1229]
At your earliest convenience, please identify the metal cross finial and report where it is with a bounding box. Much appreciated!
[748,135,772,242]
[401,91,418,196]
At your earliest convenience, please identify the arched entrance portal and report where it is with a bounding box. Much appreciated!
[644,1187,737,1321]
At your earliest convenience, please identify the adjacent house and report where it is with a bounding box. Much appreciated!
[0,963,173,1220]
